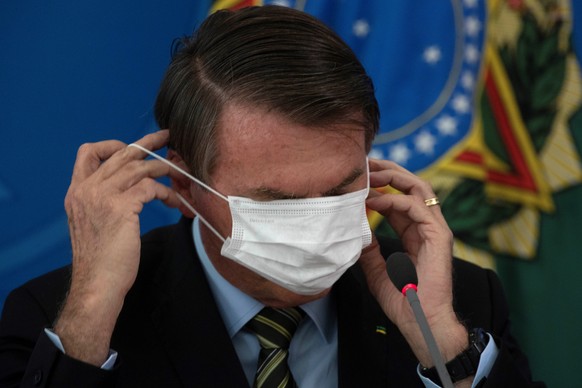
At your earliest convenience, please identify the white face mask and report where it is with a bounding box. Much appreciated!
[129,144,372,295]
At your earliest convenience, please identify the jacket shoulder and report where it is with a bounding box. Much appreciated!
[1,221,186,325]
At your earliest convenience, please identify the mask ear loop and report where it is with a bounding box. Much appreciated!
[365,157,370,192]
[175,195,226,243]
[127,143,227,243]
[128,143,227,200]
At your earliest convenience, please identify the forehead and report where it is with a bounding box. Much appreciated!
[212,103,367,196]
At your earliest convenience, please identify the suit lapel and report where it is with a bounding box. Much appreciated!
[150,217,249,387]
[144,220,421,386]
[335,265,391,387]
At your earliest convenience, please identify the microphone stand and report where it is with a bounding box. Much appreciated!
[403,284,454,388]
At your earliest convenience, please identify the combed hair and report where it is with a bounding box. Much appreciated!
[155,5,379,182]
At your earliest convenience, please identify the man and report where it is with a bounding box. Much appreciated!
[0,5,543,387]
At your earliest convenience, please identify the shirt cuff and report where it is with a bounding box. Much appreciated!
[44,328,118,370]
[417,333,499,387]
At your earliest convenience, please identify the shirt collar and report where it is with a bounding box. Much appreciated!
[192,217,335,343]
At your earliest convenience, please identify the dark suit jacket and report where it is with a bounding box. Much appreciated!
[0,217,544,387]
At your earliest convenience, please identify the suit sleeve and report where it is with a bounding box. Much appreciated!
[0,283,119,387]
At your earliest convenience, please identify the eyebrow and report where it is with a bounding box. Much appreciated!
[251,167,364,200]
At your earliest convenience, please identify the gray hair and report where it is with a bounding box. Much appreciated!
[155,5,379,183]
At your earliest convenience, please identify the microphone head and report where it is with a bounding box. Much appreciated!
[386,252,418,294]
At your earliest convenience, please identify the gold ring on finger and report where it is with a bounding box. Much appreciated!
[424,197,440,207]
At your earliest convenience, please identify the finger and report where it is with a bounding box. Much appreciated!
[121,178,182,213]
[71,140,127,184]
[152,181,183,210]
[366,192,445,227]
[105,159,181,192]
[368,158,435,198]
[370,169,434,200]
[124,130,170,158]
[366,188,383,199]
[97,130,170,180]
[368,158,410,175]
[358,238,404,319]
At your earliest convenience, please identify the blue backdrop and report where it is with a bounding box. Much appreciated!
[1,0,473,306]
[0,0,212,303]
[1,2,582,385]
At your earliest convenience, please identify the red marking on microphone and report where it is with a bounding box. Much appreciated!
[401,283,417,296]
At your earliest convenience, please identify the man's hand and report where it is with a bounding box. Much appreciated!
[54,130,181,366]
[359,159,471,385]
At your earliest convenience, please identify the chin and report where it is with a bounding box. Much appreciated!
[215,256,332,307]
[260,286,332,308]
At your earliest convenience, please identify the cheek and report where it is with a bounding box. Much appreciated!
[195,189,233,238]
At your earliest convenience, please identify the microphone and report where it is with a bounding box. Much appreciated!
[386,252,454,388]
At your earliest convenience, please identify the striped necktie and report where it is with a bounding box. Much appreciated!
[246,307,306,388]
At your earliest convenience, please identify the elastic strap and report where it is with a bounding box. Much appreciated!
[127,143,227,242]
[127,143,228,201]
[175,193,226,242]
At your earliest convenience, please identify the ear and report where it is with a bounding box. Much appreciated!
[167,149,196,218]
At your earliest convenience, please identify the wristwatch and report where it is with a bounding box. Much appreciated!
[420,328,489,384]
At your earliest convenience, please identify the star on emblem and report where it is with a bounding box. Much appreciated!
[464,44,480,64]
[353,19,370,38]
[269,0,292,7]
[436,115,458,135]
[423,45,442,64]
[465,16,482,37]
[460,71,476,89]
[452,94,471,114]
[388,143,411,164]
[414,130,437,155]
[368,148,385,161]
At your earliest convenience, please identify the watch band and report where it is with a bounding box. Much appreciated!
[420,328,489,384]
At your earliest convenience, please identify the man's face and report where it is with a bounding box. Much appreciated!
[192,103,368,307]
